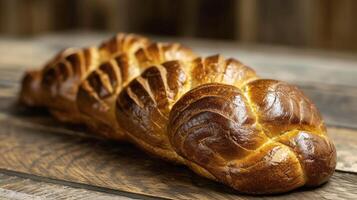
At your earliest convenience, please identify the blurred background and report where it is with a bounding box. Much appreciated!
[0,0,356,52]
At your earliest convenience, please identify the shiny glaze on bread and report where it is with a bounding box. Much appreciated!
[20,33,336,194]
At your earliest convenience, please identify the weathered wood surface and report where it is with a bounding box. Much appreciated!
[0,172,137,200]
[0,107,356,200]
[0,33,357,199]
[0,167,356,200]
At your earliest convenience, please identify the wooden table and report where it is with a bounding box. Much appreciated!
[0,32,356,199]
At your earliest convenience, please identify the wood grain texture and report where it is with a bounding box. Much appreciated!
[328,127,357,173]
[0,172,137,200]
[0,110,242,200]
[0,170,356,200]
[299,83,357,129]
[0,106,356,199]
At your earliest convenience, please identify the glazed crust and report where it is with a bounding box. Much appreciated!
[19,33,336,194]
[168,82,336,193]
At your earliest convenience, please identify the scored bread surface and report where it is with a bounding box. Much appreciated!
[20,33,336,194]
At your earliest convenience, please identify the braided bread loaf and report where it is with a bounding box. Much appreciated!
[20,33,336,194]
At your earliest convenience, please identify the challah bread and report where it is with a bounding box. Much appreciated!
[19,33,336,194]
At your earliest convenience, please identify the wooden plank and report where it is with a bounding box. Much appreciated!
[298,82,357,129]
[0,172,136,200]
[327,127,357,173]
[0,107,356,199]
[0,170,356,200]
[263,172,357,200]
[0,171,356,200]
[0,111,241,200]
[236,0,258,42]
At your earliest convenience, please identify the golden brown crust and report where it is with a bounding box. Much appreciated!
[191,55,258,88]
[44,47,100,121]
[19,33,336,194]
[19,70,43,106]
[277,130,336,186]
[244,79,325,136]
[77,41,197,140]
[116,61,188,162]
[168,82,335,194]
[99,33,150,60]
[222,142,306,194]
